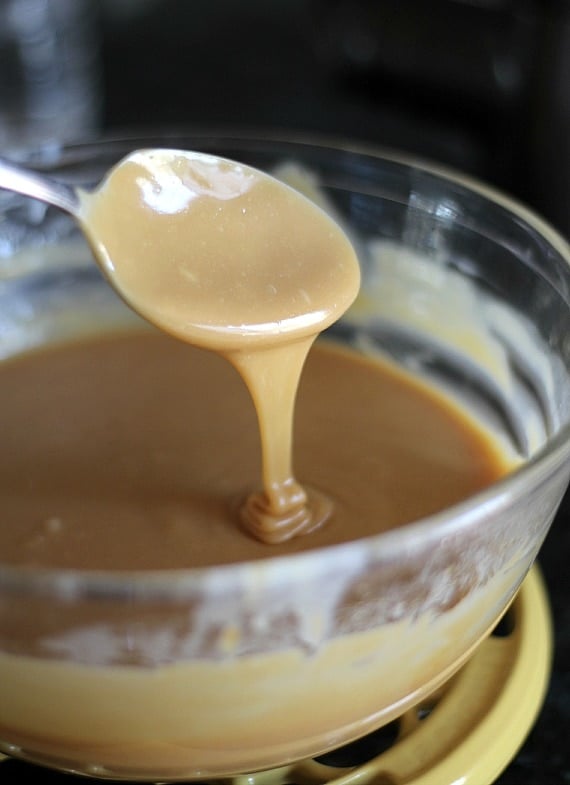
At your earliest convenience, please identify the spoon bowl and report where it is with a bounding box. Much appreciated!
[76,147,360,350]
[0,149,360,350]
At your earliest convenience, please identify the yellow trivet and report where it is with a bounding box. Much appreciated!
[229,566,553,785]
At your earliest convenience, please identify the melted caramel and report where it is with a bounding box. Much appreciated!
[0,328,510,570]
[77,150,360,543]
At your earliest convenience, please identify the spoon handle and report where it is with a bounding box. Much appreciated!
[0,156,79,215]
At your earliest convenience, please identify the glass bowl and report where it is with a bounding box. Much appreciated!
[0,132,569,781]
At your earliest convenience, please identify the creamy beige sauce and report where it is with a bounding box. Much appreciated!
[0,328,512,569]
[77,149,360,543]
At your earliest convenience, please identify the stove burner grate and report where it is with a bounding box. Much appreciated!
[0,567,552,785]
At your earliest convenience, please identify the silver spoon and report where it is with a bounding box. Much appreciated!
[0,149,360,351]
[0,155,79,214]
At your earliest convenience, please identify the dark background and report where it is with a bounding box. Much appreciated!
[3,1,570,783]
[96,0,569,240]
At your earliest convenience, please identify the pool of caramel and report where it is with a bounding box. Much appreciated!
[0,327,512,570]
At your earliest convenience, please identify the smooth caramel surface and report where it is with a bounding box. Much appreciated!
[0,328,511,570]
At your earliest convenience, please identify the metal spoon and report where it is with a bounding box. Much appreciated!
[0,155,79,214]
[0,149,360,351]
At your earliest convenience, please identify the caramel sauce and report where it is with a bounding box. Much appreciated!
[0,328,510,570]
[77,150,360,543]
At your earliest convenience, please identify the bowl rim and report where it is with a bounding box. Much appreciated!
[1,128,570,598]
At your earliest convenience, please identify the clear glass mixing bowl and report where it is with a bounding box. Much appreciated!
[0,133,569,781]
